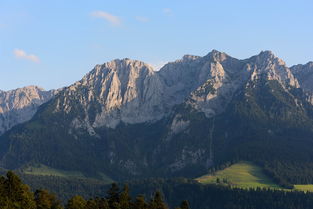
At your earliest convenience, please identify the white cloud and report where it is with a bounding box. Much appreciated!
[14,49,40,63]
[135,16,149,23]
[91,11,121,26]
[163,8,172,15]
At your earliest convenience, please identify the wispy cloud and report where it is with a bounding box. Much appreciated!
[163,8,172,15]
[14,49,40,63]
[135,16,149,23]
[90,11,121,26]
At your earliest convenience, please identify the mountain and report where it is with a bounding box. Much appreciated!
[291,62,313,92]
[0,86,56,135]
[1,50,313,185]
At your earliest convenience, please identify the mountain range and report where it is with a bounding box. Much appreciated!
[1,50,313,184]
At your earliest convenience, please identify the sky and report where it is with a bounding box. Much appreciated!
[1,0,313,91]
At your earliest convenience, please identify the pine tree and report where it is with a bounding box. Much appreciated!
[97,198,109,209]
[119,185,132,209]
[180,200,191,209]
[107,183,120,209]
[35,189,63,209]
[134,195,148,209]
[3,171,36,209]
[149,191,168,209]
[66,195,86,209]
[85,199,97,209]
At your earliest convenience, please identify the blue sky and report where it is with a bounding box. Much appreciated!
[1,0,313,91]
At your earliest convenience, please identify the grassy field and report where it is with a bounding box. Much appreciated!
[20,164,113,183]
[294,184,313,192]
[196,161,313,192]
[196,161,283,189]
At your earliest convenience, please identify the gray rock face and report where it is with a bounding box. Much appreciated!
[291,62,313,92]
[248,51,299,88]
[0,86,56,135]
[186,50,248,117]
[53,50,304,132]
[0,50,303,135]
[54,59,166,130]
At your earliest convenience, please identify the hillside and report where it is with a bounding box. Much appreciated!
[196,161,313,192]
[196,162,282,189]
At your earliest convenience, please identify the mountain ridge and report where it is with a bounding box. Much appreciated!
[0,86,57,135]
[1,50,313,185]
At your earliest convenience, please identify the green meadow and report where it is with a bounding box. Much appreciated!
[196,161,283,189]
[20,164,113,183]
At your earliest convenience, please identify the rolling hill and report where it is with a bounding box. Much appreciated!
[196,161,313,192]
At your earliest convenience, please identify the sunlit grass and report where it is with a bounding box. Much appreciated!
[21,164,113,183]
[294,184,313,192]
[196,161,282,189]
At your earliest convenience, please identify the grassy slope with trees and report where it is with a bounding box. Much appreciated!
[196,161,313,192]
[3,170,313,209]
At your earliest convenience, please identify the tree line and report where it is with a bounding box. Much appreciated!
[0,171,190,209]
[3,171,313,209]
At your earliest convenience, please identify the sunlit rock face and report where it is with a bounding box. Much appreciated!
[0,86,56,135]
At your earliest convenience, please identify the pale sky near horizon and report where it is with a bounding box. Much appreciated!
[1,0,313,91]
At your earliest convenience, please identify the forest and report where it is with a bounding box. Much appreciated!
[0,171,188,209]
[2,171,313,209]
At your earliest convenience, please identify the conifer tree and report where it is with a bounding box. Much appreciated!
[35,189,63,209]
[66,195,86,209]
[3,171,36,209]
[180,200,191,209]
[149,191,168,209]
[134,195,148,209]
[85,199,97,209]
[119,184,132,209]
[107,183,120,207]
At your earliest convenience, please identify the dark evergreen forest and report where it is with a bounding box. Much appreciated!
[2,171,313,209]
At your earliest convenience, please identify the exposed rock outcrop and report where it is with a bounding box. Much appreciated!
[291,62,313,92]
[0,86,56,135]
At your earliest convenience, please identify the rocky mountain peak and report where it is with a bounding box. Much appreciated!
[291,61,313,72]
[206,49,229,63]
[248,50,299,88]
[4,50,307,135]
[103,58,154,73]
[0,86,56,135]
[291,61,313,92]
[55,58,165,129]
[254,50,285,65]
[181,55,201,62]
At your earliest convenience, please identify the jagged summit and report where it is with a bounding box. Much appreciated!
[54,50,304,129]
[0,50,309,135]
[247,50,298,88]
[0,85,45,93]
[291,61,313,71]
[181,54,201,61]
[259,50,275,56]
[89,58,154,76]
[291,61,313,92]
[205,49,230,62]
[0,86,56,135]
